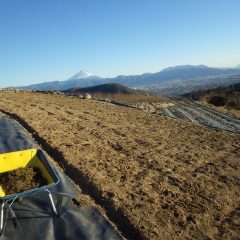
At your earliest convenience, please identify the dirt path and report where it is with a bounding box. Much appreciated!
[0,92,239,239]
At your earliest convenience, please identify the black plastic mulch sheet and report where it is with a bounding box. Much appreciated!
[0,117,37,153]
[0,114,122,240]
[1,169,121,240]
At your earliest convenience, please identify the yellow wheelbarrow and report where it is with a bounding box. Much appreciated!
[0,149,69,235]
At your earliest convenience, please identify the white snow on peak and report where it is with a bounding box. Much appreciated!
[68,70,95,80]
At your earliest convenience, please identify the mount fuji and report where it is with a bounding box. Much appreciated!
[68,70,95,80]
[18,70,105,91]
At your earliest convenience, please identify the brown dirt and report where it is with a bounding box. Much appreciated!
[0,92,239,239]
[92,92,169,104]
[0,167,47,195]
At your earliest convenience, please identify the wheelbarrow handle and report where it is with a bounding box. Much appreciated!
[9,207,19,229]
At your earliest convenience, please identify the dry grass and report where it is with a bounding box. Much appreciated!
[200,100,240,118]
[184,82,240,117]
[0,92,239,239]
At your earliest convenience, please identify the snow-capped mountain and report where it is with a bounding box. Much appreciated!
[234,64,240,69]
[18,70,105,90]
[68,70,96,80]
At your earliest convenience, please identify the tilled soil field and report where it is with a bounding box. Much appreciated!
[0,92,239,239]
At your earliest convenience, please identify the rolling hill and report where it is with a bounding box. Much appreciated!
[65,83,150,96]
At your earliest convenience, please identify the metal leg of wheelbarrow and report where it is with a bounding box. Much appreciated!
[47,191,73,217]
[47,191,59,217]
[8,206,19,229]
[0,202,5,235]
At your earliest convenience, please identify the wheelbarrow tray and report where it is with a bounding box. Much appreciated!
[0,149,59,202]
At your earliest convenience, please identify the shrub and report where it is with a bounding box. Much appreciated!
[226,92,240,109]
[208,95,226,107]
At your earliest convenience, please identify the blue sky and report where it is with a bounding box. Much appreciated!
[0,0,240,87]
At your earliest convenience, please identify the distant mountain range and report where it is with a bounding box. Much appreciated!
[15,65,240,96]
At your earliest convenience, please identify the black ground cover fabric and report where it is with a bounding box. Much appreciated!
[1,169,121,240]
[0,118,37,153]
